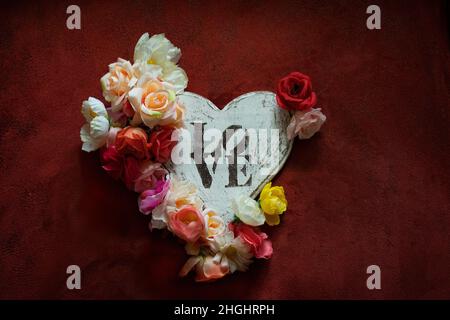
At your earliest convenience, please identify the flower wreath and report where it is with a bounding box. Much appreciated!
[80,33,326,282]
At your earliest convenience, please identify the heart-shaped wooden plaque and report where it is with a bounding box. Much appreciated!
[166,91,293,223]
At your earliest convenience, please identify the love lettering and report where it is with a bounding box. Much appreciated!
[171,122,281,189]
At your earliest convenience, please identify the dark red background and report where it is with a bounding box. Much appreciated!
[0,0,449,299]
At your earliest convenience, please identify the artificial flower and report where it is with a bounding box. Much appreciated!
[203,208,226,239]
[232,195,265,227]
[209,230,253,273]
[100,58,138,111]
[100,145,122,180]
[122,100,135,118]
[259,182,287,226]
[151,177,203,230]
[106,127,121,147]
[149,126,177,163]
[100,145,141,190]
[107,107,128,128]
[128,74,184,128]
[80,97,110,152]
[121,157,143,190]
[133,33,188,93]
[230,223,273,259]
[179,255,229,282]
[168,205,205,243]
[134,162,168,193]
[286,108,326,140]
[136,162,170,214]
[276,71,317,111]
[115,126,150,160]
[138,178,170,215]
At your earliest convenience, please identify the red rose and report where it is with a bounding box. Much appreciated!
[122,100,135,118]
[276,72,317,111]
[115,126,150,160]
[100,145,123,180]
[121,156,142,190]
[149,126,177,163]
[229,222,273,259]
[100,145,142,190]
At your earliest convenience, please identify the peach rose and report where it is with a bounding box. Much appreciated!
[203,208,226,239]
[128,74,184,128]
[168,205,205,243]
[179,255,229,282]
[100,58,138,111]
[114,126,149,160]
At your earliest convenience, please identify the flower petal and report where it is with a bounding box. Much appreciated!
[264,213,280,226]
[163,66,188,93]
[81,97,107,122]
[89,116,109,139]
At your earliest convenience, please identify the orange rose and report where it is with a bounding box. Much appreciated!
[115,127,149,160]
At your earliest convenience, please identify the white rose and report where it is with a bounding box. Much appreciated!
[208,230,253,273]
[232,195,265,227]
[133,33,188,93]
[80,97,109,152]
[286,108,326,140]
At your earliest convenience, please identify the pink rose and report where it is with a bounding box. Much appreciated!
[286,108,326,140]
[134,162,168,193]
[229,223,273,259]
[138,178,170,215]
[168,206,205,243]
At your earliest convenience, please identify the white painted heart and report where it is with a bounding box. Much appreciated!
[166,91,293,223]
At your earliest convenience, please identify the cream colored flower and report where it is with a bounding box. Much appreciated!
[182,229,253,280]
[100,58,138,111]
[286,108,326,140]
[128,74,184,128]
[179,254,229,282]
[232,195,265,227]
[203,208,226,239]
[133,33,188,93]
[151,176,203,230]
[80,97,110,152]
[209,230,253,273]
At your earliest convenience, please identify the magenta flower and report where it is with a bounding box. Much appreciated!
[138,178,170,215]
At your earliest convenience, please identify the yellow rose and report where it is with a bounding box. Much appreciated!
[259,182,287,226]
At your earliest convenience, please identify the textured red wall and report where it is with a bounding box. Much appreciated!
[0,0,449,299]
